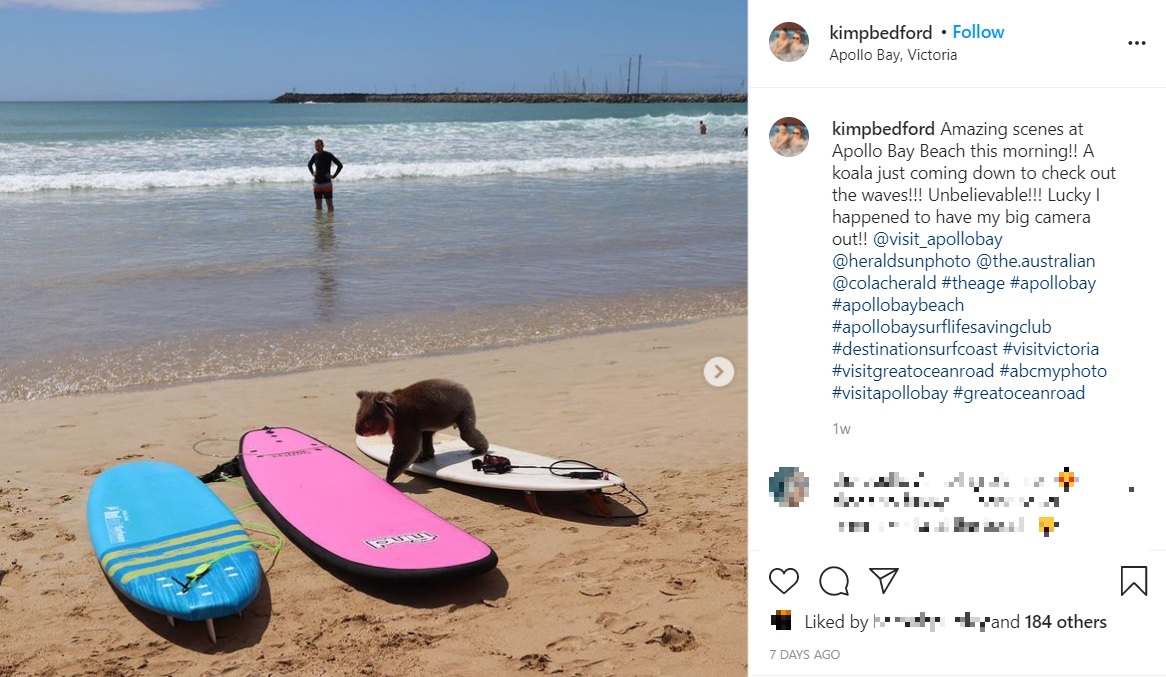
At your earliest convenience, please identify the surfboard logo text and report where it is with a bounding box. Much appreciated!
[364,532,438,549]
[104,506,128,544]
[261,449,313,458]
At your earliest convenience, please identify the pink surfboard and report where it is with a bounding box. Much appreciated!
[238,427,497,580]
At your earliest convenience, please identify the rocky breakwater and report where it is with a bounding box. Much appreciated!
[272,92,746,104]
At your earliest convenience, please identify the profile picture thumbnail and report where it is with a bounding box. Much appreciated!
[769,467,809,507]
[770,117,809,157]
[771,23,809,62]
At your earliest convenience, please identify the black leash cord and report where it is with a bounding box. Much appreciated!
[512,459,650,517]
[574,484,650,519]
[476,455,650,517]
[499,459,611,480]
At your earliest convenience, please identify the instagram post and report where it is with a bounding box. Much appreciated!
[0,2,746,676]
[751,2,1163,676]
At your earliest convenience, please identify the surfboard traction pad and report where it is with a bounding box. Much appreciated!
[237,426,498,581]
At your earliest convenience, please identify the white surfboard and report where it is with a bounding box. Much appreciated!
[355,435,625,514]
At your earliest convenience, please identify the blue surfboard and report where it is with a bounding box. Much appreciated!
[87,461,262,642]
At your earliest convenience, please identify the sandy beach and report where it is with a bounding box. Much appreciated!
[0,315,746,677]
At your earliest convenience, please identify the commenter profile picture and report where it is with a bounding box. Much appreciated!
[770,467,809,507]
[771,117,808,157]
[771,22,809,62]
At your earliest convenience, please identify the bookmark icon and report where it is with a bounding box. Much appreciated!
[1120,566,1148,596]
[869,567,899,594]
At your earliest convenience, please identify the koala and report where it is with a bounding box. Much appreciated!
[355,378,489,482]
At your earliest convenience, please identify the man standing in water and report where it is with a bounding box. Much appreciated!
[308,139,343,211]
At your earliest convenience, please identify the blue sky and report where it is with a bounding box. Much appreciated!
[0,0,746,101]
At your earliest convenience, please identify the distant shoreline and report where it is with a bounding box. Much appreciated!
[271,92,746,104]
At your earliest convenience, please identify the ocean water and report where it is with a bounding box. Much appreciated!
[0,101,747,402]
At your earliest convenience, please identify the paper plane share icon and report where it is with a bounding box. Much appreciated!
[869,567,899,594]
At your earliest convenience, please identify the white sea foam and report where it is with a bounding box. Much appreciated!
[0,151,744,193]
[0,111,748,193]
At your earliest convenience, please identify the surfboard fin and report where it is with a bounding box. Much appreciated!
[587,490,612,518]
[523,491,542,515]
[198,458,241,483]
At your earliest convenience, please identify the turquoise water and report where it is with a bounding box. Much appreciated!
[0,101,746,401]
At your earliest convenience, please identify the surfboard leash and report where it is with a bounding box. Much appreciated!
[197,457,242,483]
[192,458,286,573]
[472,454,611,480]
[472,455,650,518]
[192,437,239,459]
[575,484,650,519]
[170,543,256,593]
[239,522,285,556]
[171,524,285,591]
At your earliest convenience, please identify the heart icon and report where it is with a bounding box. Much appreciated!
[768,567,799,594]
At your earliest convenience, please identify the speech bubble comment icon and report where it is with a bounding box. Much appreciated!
[819,566,850,596]
[769,567,799,594]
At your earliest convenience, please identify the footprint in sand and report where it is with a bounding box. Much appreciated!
[0,488,28,515]
[2,560,24,579]
[597,611,646,635]
[546,635,590,652]
[382,630,447,649]
[338,613,377,626]
[578,583,611,597]
[573,575,610,596]
[518,653,551,671]
[660,576,697,596]
[714,561,746,581]
[7,528,34,542]
[647,625,698,652]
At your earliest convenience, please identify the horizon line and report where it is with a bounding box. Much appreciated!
[1,91,747,104]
